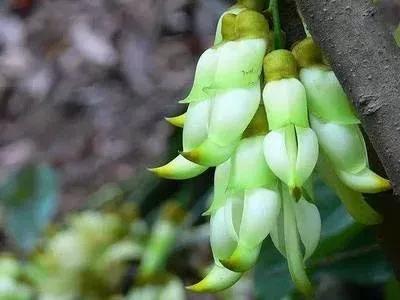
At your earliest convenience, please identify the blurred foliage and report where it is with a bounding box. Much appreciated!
[0,149,396,300]
[0,164,59,252]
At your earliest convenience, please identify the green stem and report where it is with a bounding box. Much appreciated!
[268,0,283,49]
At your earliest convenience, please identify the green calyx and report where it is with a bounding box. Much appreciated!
[237,0,265,11]
[221,10,269,41]
[264,50,298,82]
[292,37,324,68]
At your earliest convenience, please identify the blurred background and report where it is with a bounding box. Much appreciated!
[0,0,399,299]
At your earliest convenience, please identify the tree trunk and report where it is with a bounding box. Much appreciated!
[296,0,400,277]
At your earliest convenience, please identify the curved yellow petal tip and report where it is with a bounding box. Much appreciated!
[186,264,242,293]
[338,168,392,194]
[165,113,186,128]
[180,139,237,167]
[220,244,261,272]
[148,155,207,180]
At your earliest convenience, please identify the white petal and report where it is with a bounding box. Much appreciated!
[224,195,244,241]
[238,188,281,248]
[180,49,218,103]
[208,83,261,146]
[183,100,211,151]
[210,207,237,260]
[214,39,266,89]
[264,129,291,185]
[263,78,309,130]
[300,67,359,124]
[310,115,366,173]
[205,159,231,214]
[270,205,286,257]
[294,198,321,261]
[295,126,319,187]
[229,136,277,191]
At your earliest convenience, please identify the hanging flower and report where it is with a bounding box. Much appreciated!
[292,38,391,194]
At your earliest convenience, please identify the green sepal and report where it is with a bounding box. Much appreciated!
[337,168,391,194]
[165,113,186,128]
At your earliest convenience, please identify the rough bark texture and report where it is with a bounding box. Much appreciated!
[296,0,400,276]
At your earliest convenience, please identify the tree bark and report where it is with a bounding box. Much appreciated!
[296,0,400,277]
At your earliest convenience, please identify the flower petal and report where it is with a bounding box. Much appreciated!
[181,138,238,167]
[204,159,231,215]
[300,67,359,124]
[338,168,391,194]
[229,136,277,191]
[224,195,244,241]
[183,100,211,151]
[310,115,366,173]
[210,207,237,260]
[238,188,281,248]
[263,129,291,185]
[208,83,261,146]
[165,113,186,128]
[148,155,208,180]
[180,49,218,103]
[294,198,321,261]
[317,154,382,225]
[282,186,313,296]
[220,244,261,272]
[186,264,242,293]
[294,126,319,187]
[263,78,309,130]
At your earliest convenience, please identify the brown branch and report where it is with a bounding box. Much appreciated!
[296,0,400,277]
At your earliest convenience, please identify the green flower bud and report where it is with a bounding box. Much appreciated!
[214,6,245,45]
[238,0,265,11]
[186,264,242,293]
[221,14,238,41]
[263,50,298,82]
[235,10,269,39]
[291,37,323,68]
[317,153,382,225]
[310,115,390,193]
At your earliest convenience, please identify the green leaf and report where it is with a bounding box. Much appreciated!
[0,164,59,252]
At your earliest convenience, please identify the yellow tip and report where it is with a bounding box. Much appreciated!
[165,113,186,128]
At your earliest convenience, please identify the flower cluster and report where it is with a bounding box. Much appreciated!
[150,3,390,296]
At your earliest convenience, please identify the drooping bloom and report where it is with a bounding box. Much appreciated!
[262,50,319,197]
[292,38,390,196]
[150,9,269,177]
[188,135,281,292]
